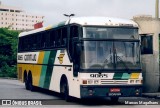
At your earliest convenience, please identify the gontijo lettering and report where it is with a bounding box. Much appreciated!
[24,54,36,61]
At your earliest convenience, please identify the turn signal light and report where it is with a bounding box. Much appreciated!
[83,80,87,84]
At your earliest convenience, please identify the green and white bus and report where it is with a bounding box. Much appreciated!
[17,17,143,101]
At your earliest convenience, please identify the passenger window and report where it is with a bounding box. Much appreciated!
[70,25,79,38]
[45,31,50,48]
[62,27,67,46]
[41,32,45,48]
[36,33,41,49]
[50,30,56,47]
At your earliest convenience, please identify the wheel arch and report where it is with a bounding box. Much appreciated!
[60,74,68,93]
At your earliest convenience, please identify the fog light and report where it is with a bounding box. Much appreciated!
[89,89,94,96]
[135,89,140,95]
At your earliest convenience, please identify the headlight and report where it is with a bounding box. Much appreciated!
[94,80,99,84]
[88,80,94,84]
[136,80,140,83]
[82,79,100,85]
[130,79,135,84]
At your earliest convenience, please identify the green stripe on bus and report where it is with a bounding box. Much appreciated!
[39,65,47,87]
[43,50,57,89]
[39,51,51,87]
[121,73,130,80]
[113,73,123,80]
[43,51,50,64]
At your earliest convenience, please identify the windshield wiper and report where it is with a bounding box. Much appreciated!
[98,48,113,74]
[98,57,109,74]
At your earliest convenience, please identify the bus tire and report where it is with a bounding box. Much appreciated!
[28,73,35,92]
[60,77,71,102]
[64,81,71,102]
[24,75,29,90]
[110,97,119,102]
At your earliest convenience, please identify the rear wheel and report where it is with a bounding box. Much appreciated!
[28,74,35,91]
[24,76,29,90]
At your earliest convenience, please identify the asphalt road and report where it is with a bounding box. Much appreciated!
[0,78,159,108]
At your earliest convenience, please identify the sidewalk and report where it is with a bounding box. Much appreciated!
[142,92,160,99]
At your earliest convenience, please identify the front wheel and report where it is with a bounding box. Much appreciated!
[64,82,71,102]
[60,79,71,102]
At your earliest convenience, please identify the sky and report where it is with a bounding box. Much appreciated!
[0,0,157,26]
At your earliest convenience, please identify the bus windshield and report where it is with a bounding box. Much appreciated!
[80,41,141,70]
[83,27,139,39]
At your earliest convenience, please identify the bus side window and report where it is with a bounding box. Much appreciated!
[62,27,67,47]
[54,30,59,47]
[36,33,41,50]
[70,25,79,38]
[50,30,56,47]
[29,35,32,50]
[69,25,79,59]
[32,34,37,49]
[21,37,25,51]
[24,36,29,51]
[41,32,45,48]
[45,31,50,48]
[57,29,62,47]
[18,37,22,51]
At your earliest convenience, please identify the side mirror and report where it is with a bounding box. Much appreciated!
[73,64,79,77]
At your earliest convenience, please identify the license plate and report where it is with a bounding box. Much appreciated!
[110,88,120,92]
[108,92,121,96]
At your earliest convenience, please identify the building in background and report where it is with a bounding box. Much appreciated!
[0,1,44,31]
[133,0,160,93]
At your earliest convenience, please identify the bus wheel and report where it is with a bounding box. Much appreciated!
[24,76,29,90]
[28,74,34,91]
[64,82,71,102]
[110,97,119,102]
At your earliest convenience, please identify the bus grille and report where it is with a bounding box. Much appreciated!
[100,79,128,85]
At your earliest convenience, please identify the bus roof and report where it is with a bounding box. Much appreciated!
[19,17,138,37]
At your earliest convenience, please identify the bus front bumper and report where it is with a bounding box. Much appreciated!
[80,85,142,98]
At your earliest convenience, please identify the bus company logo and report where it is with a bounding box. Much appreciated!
[2,100,11,105]
[58,53,65,64]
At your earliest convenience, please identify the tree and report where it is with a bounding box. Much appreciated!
[0,28,19,78]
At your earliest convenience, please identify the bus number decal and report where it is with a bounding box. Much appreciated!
[90,74,108,78]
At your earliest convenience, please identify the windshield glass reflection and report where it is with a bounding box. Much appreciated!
[80,41,140,70]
